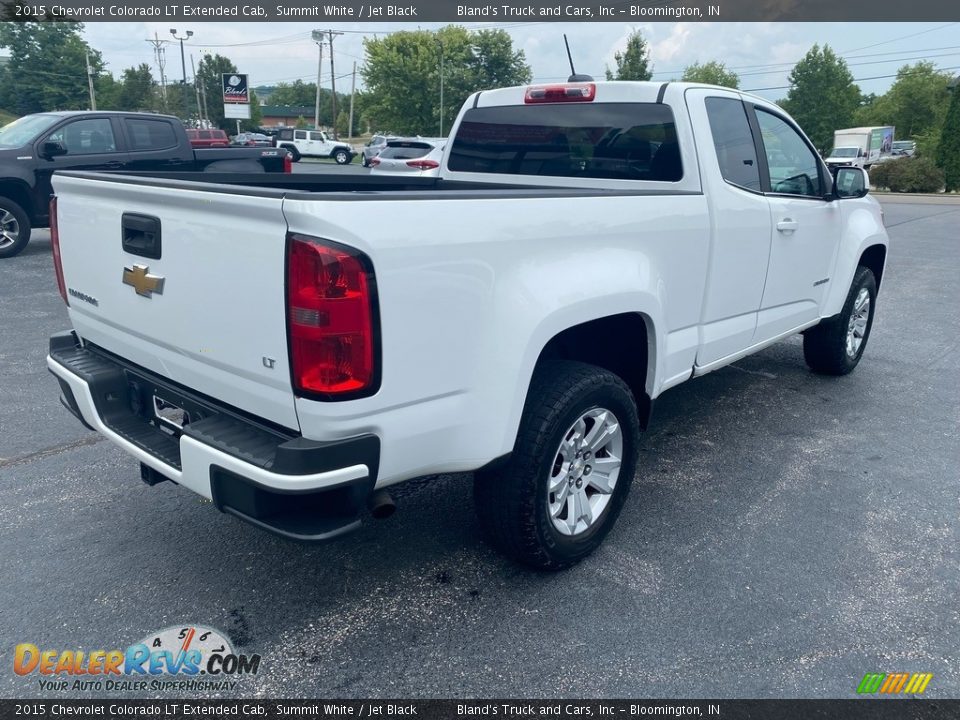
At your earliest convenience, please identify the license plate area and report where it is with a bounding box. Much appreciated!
[153,395,190,436]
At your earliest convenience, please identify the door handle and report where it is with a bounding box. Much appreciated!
[777,218,799,233]
[103,161,124,169]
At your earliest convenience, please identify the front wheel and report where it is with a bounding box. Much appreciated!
[803,266,877,375]
[474,361,640,570]
[333,149,351,165]
[0,196,31,259]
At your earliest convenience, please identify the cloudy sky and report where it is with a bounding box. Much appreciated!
[80,21,960,101]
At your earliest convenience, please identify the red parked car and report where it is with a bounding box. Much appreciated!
[186,128,229,148]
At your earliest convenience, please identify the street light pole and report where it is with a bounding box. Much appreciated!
[170,29,193,120]
[311,30,324,129]
[436,39,444,137]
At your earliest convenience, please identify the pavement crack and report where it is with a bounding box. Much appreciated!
[0,433,104,469]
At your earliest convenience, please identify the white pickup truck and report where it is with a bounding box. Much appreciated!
[47,81,888,569]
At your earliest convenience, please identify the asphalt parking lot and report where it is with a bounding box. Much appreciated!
[0,196,957,699]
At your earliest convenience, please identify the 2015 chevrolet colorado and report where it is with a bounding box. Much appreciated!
[46,82,888,569]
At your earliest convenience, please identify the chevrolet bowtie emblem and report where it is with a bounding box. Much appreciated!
[122,264,165,298]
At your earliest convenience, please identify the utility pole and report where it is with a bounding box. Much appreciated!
[199,74,209,125]
[146,33,168,106]
[311,30,324,129]
[327,30,343,138]
[170,29,193,120]
[348,61,357,140]
[438,40,444,136]
[190,55,203,125]
[84,49,97,111]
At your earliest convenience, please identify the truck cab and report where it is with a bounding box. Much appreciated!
[825,145,866,170]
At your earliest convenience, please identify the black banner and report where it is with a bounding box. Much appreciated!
[2,700,960,719]
[0,0,958,22]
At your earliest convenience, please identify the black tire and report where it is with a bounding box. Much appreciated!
[281,144,300,162]
[0,195,31,259]
[803,266,877,375]
[333,149,351,165]
[474,361,640,570]
[361,155,369,168]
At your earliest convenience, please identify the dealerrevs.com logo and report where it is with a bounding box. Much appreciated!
[14,625,261,692]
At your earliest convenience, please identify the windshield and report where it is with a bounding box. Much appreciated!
[830,147,858,158]
[0,114,60,148]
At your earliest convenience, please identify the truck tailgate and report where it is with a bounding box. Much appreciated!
[52,173,299,431]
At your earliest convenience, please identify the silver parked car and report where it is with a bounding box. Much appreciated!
[361,134,398,167]
[369,138,446,177]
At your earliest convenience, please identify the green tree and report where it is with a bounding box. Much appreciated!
[242,89,262,131]
[116,63,155,111]
[605,30,653,81]
[362,25,531,135]
[682,61,739,89]
[269,79,316,107]
[781,44,861,154]
[938,81,960,191]
[853,62,951,139]
[0,22,105,114]
[335,110,349,137]
[470,29,532,89]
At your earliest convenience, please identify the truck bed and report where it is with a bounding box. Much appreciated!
[57,169,697,200]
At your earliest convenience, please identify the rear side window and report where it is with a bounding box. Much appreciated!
[705,97,761,192]
[448,102,682,182]
[379,142,433,160]
[125,118,177,151]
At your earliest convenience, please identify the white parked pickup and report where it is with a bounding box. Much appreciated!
[47,81,888,569]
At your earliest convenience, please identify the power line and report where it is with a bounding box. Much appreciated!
[743,64,960,92]
[839,22,959,54]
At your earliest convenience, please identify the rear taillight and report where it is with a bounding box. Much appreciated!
[286,233,378,398]
[524,83,596,103]
[406,159,439,170]
[370,157,380,167]
[283,152,292,173]
[50,196,68,306]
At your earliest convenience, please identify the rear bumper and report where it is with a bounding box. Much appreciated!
[47,331,379,542]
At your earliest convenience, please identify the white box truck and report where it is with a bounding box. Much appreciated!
[825,126,895,170]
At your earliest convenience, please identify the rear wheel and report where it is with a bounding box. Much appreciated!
[803,266,877,375]
[333,149,351,165]
[361,155,369,167]
[474,361,640,570]
[0,196,31,259]
[281,144,300,162]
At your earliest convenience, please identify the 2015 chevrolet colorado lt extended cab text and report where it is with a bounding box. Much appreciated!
[47,82,888,569]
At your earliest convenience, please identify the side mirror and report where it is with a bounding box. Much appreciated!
[834,166,870,199]
[41,140,67,158]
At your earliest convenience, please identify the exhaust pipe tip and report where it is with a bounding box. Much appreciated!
[367,489,396,520]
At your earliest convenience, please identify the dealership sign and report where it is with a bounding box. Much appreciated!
[222,74,249,104]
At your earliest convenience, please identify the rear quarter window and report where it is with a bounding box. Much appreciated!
[125,118,178,151]
[448,102,683,182]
